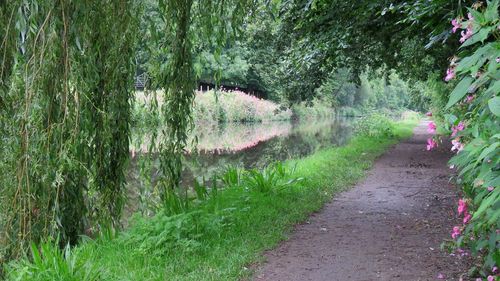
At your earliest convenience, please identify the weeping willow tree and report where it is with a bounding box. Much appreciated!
[1,0,255,265]
[0,0,139,262]
[144,0,255,213]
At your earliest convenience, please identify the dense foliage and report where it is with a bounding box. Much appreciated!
[1,0,498,278]
[0,0,253,264]
[0,0,139,262]
[3,117,416,280]
[426,1,499,276]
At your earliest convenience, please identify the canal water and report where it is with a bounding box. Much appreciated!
[125,117,354,216]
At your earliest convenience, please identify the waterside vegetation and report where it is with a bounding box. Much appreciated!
[4,116,417,281]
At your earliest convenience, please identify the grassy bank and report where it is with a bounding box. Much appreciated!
[4,119,418,281]
[132,90,341,129]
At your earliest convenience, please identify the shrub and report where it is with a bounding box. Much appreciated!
[121,210,219,256]
[291,99,335,120]
[427,2,499,275]
[354,114,395,138]
[338,106,363,117]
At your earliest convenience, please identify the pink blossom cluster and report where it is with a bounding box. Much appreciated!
[449,120,466,153]
[460,24,474,43]
[451,121,465,137]
[425,121,438,151]
[427,121,437,134]
[459,13,475,43]
[426,138,438,151]
[444,57,459,82]
[445,13,475,81]
[452,199,472,240]
[466,95,475,103]
[451,226,462,239]
[445,67,456,82]
[451,138,464,152]
[458,198,472,224]
[451,18,461,33]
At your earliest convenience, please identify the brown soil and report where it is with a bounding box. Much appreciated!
[253,121,471,281]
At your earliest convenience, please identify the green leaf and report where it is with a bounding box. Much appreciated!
[456,44,492,73]
[486,80,500,95]
[477,142,499,163]
[473,190,499,219]
[484,0,500,21]
[488,97,500,117]
[446,76,474,109]
[461,27,493,48]
[472,124,479,138]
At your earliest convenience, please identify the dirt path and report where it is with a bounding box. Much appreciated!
[253,121,470,281]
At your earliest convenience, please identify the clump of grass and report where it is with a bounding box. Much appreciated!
[243,162,303,193]
[219,166,244,187]
[4,118,417,281]
[5,241,101,281]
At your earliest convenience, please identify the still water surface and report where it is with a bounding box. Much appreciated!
[125,117,354,216]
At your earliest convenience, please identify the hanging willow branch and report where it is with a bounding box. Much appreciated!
[149,0,256,214]
[0,0,139,262]
[1,0,254,265]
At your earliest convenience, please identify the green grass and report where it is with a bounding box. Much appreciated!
[4,120,417,281]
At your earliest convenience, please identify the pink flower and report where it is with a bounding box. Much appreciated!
[487,276,495,281]
[452,18,461,33]
[426,111,433,117]
[452,226,461,239]
[460,24,473,43]
[458,199,468,215]
[451,138,464,152]
[451,121,465,137]
[427,138,437,151]
[493,266,498,274]
[466,95,475,103]
[468,12,474,21]
[437,273,446,279]
[428,121,437,134]
[488,186,495,192]
[463,211,472,224]
[496,57,500,63]
[445,67,456,81]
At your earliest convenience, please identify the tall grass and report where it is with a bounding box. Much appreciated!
[193,90,292,123]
